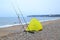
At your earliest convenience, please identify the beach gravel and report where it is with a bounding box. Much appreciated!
[0,19,60,40]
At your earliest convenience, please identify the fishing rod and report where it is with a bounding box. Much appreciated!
[11,0,30,33]
[16,4,27,25]
[17,6,28,29]
[11,0,27,32]
[15,1,28,30]
[16,0,34,33]
[11,0,23,25]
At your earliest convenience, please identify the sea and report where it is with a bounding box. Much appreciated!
[0,17,60,28]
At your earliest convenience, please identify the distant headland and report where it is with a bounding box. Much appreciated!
[27,14,60,17]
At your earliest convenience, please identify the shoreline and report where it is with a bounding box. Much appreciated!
[0,18,60,28]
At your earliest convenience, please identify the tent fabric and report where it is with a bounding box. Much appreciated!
[26,18,43,32]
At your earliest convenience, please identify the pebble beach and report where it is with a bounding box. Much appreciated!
[0,19,60,40]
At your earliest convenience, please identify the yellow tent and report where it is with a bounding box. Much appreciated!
[26,18,43,32]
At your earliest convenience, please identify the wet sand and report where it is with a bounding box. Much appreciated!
[0,19,60,40]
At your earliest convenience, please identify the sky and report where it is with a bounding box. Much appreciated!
[0,0,60,17]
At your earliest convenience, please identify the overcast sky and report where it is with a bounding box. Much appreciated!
[0,0,60,17]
